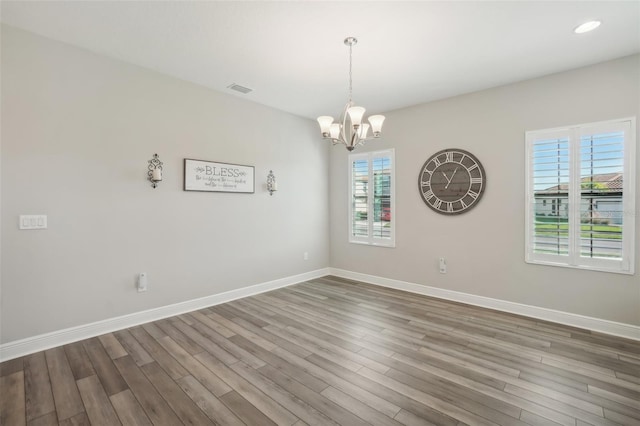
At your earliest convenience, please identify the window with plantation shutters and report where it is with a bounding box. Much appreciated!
[525,118,635,274]
[349,149,395,247]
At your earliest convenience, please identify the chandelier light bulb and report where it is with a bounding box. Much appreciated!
[317,116,334,137]
[368,115,385,136]
[358,123,370,139]
[329,123,341,139]
[347,106,366,128]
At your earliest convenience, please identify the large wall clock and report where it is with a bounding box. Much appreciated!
[418,148,486,215]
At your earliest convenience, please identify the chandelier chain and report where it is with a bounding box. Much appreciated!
[348,42,353,103]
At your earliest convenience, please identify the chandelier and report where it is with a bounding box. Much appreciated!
[317,37,385,151]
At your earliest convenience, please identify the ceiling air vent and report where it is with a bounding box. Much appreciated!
[227,83,253,94]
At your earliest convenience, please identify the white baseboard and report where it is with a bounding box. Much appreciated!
[4,266,637,362]
[330,268,640,341]
[0,268,330,362]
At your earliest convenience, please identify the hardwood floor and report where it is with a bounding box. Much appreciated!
[1,276,639,425]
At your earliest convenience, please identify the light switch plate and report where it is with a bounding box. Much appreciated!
[19,215,47,230]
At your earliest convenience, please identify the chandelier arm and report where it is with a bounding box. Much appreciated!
[350,132,360,149]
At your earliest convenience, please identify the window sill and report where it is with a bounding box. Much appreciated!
[525,258,634,275]
[349,239,396,248]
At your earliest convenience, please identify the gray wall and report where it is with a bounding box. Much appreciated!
[2,25,638,346]
[330,54,640,326]
[1,26,330,343]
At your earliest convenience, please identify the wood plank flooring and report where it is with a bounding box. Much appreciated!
[1,276,639,425]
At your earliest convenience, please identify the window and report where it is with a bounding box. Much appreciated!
[349,149,395,247]
[525,118,635,274]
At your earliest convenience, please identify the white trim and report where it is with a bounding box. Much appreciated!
[0,268,330,362]
[348,149,395,247]
[524,117,636,275]
[330,268,640,341]
[4,266,638,361]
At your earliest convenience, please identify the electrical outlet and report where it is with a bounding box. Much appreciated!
[303,252,309,261]
[138,272,148,292]
[439,257,447,274]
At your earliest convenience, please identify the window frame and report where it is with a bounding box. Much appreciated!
[348,149,396,247]
[525,117,636,275]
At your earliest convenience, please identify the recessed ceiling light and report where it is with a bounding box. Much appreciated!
[574,20,601,34]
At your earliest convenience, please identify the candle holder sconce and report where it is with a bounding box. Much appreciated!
[148,153,163,188]
[267,170,277,196]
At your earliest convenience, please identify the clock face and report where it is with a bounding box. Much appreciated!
[418,149,486,215]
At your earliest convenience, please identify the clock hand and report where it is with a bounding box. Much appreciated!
[444,167,459,189]
[441,171,452,185]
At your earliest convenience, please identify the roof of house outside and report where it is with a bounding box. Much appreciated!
[536,173,622,194]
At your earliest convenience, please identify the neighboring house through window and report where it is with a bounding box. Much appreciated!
[349,149,395,247]
[525,118,635,274]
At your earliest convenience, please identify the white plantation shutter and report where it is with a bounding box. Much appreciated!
[349,149,395,247]
[528,131,571,258]
[372,155,392,240]
[526,118,635,274]
[351,157,369,239]
[579,126,625,260]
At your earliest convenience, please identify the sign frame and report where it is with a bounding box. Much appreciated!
[184,158,255,193]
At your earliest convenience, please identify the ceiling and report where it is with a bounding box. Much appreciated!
[2,1,639,120]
